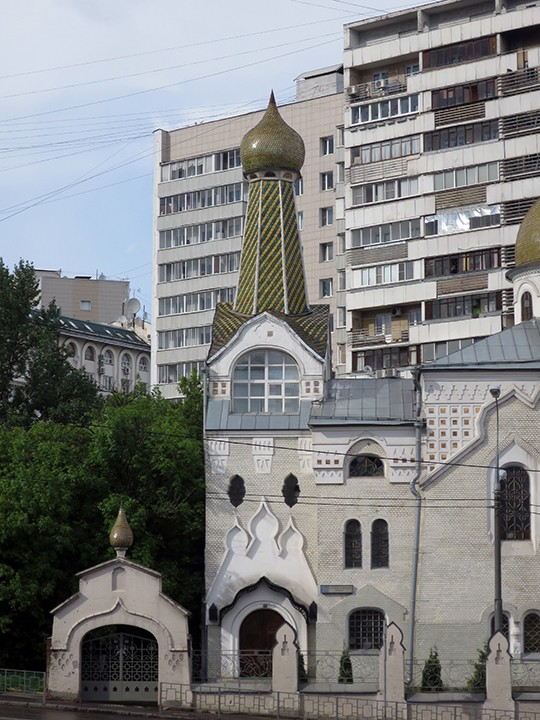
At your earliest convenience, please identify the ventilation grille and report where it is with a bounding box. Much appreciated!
[435,185,486,210]
[434,102,485,128]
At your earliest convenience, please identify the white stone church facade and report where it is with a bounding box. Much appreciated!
[204,95,540,680]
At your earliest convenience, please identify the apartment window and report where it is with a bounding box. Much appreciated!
[425,205,500,236]
[320,136,334,155]
[337,306,346,327]
[319,242,334,262]
[424,120,498,152]
[297,211,304,230]
[157,326,212,349]
[351,135,420,165]
[103,350,114,366]
[424,36,496,69]
[355,260,416,288]
[425,248,501,278]
[351,94,418,125]
[337,343,346,365]
[353,345,419,372]
[214,148,241,171]
[158,252,241,282]
[159,288,234,316]
[371,520,389,569]
[159,182,243,215]
[319,278,333,298]
[337,126,345,147]
[320,207,334,226]
[80,300,91,311]
[101,376,113,392]
[351,218,421,248]
[294,177,304,196]
[405,63,420,76]
[501,466,531,541]
[84,346,96,362]
[425,292,501,321]
[138,357,149,373]
[344,520,362,569]
[352,177,418,206]
[157,361,204,384]
[349,609,385,651]
[337,162,345,183]
[320,171,334,191]
[337,234,346,255]
[433,162,498,191]
[432,78,496,109]
[232,350,299,413]
[338,269,346,291]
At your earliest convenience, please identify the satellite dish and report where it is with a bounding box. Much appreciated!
[362,365,373,375]
[117,315,128,326]
[126,298,141,316]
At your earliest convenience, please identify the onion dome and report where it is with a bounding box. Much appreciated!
[109,505,133,557]
[240,91,305,175]
[515,197,540,267]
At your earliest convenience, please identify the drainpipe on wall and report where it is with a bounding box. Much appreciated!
[405,366,423,685]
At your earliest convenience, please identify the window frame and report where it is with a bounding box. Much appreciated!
[348,608,385,652]
[232,349,300,414]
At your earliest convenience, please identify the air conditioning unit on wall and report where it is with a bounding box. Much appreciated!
[373,78,389,91]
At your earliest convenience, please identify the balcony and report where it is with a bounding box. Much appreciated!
[499,66,540,97]
[349,328,409,349]
[346,77,407,103]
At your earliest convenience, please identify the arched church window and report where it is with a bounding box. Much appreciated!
[84,346,96,362]
[349,455,384,477]
[500,465,530,540]
[232,350,299,413]
[344,520,362,568]
[371,519,389,568]
[521,291,533,321]
[524,612,540,653]
[349,608,385,650]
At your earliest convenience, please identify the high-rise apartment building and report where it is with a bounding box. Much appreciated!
[152,68,344,398]
[343,0,540,374]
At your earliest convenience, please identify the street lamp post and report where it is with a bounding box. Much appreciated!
[490,385,504,634]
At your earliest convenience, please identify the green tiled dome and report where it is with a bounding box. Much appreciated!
[516,198,540,266]
[240,92,305,174]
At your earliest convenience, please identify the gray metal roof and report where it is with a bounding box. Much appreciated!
[206,399,313,432]
[309,378,415,426]
[423,319,540,371]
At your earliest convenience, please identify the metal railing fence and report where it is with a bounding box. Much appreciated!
[0,668,45,695]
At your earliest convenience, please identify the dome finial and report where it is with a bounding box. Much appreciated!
[109,503,133,558]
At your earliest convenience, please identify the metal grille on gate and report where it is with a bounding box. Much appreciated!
[81,631,158,703]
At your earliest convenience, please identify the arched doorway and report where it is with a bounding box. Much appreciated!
[239,609,284,677]
[80,625,158,703]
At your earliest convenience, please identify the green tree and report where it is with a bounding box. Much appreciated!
[466,644,488,692]
[0,259,100,425]
[338,647,353,683]
[421,647,444,691]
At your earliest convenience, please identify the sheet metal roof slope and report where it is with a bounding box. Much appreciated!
[205,398,313,432]
[58,315,150,348]
[310,378,416,425]
[423,319,540,371]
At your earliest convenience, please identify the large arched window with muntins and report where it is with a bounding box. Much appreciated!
[344,520,362,568]
[232,350,299,413]
[349,455,384,477]
[349,608,385,651]
[521,291,533,321]
[500,465,530,540]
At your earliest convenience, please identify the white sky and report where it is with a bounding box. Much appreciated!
[0,0,431,316]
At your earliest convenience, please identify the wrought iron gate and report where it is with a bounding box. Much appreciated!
[81,630,158,703]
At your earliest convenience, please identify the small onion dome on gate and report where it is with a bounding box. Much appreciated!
[109,504,133,557]
[240,91,305,175]
[514,197,540,268]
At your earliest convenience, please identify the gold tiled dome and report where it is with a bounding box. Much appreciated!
[240,92,305,174]
[515,198,540,266]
